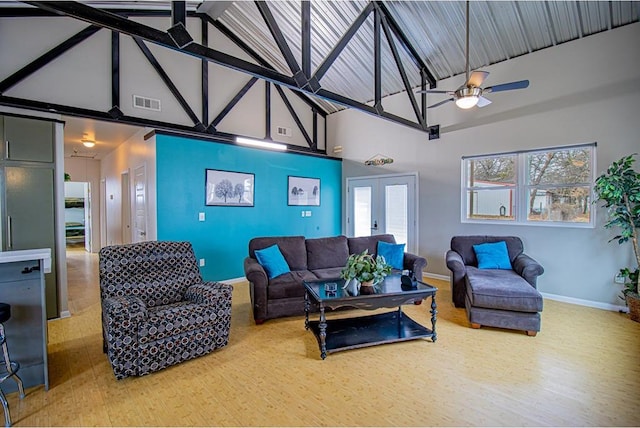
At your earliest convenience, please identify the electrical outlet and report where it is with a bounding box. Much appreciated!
[199,258,205,267]
[305,210,312,217]
[614,273,625,284]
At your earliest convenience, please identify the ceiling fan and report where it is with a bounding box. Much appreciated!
[420,1,529,110]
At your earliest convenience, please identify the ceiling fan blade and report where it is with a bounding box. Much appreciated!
[477,96,492,107]
[466,70,489,88]
[484,80,530,93]
[428,98,454,109]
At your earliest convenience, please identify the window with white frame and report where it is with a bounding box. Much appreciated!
[462,143,595,226]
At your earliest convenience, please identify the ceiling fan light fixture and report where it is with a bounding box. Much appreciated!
[82,140,95,148]
[455,95,479,109]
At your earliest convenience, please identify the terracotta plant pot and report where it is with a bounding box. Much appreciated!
[360,281,375,295]
[626,292,640,323]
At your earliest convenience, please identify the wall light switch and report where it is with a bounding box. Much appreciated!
[199,212,205,221]
[305,210,312,217]
[301,211,306,217]
[199,258,205,267]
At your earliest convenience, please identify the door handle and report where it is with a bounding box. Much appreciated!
[6,216,12,249]
[371,220,378,231]
[4,140,9,159]
[140,231,146,236]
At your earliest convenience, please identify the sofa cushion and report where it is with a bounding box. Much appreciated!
[473,241,512,270]
[306,235,349,270]
[451,236,524,266]
[377,241,405,270]
[465,267,543,312]
[348,234,396,257]
[311,267,344,280]
[249,236,307,271]
[267,270,318,300]
[255,244,291,279]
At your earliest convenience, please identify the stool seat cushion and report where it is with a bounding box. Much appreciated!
[0,303,10,324]
[465,267,543,312]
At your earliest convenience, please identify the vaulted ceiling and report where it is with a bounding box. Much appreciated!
[1,0,638,148]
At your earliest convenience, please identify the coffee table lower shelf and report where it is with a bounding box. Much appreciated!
[308,310,434,357]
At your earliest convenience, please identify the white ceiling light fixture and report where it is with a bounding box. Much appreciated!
[235,137,287,151]
[81,133,95,148]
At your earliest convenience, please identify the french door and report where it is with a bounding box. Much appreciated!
[346,173,418,253]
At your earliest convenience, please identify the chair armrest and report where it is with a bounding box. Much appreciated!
[512,253,544,287]
[185,282,233,306]
[445,250,466,276]
[403,252,427,279]
[244,256,269,323]
[103,295,147,321]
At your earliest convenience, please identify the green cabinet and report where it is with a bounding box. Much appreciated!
[1,116,54,163]
[0,114,58,318]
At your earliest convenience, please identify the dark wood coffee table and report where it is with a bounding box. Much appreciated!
[304,273,437,359]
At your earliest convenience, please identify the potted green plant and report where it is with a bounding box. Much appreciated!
[594,153,640,322]
[340,250,392,293]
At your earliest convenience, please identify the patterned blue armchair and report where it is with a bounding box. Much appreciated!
[99,241,233,380]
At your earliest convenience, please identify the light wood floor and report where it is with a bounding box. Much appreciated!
[5,248,640,426]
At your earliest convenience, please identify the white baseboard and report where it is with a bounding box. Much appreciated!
[221,276,249,284]
[540,292,628,313]
[59,310,71,319]
[423,272,449,281]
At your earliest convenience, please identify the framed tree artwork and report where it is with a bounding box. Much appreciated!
[205,169,254,206]
[288,176,320,206]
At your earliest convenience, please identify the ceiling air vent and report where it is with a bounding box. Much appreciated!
[276,126,292,137]
[133,95,161,112]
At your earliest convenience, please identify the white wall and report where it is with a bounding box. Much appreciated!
[101,129,157,246]
[328,22,640,309]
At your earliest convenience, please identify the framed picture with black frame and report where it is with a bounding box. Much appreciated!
[288,176,320,206]
[205,169,254,207]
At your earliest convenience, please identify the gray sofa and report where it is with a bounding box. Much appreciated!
[445,236,544,335]
[244,234,427,324]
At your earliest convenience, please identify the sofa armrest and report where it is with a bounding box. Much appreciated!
[446,249,467,308]
[244,256,269,323]
[185,282,233,306]
[445,250,466,276]
[403,252,427,279]
[512,254,544,288]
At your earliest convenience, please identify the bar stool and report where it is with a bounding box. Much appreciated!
[0,303,24,427]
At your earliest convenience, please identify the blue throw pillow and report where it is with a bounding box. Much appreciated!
[377,241,405,270]
[255,244,291,279]
[473,241,512,270]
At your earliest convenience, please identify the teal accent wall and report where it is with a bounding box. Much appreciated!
[156,134,342,281]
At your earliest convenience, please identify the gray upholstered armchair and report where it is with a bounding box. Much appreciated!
[446,236,544,335]
[99,241,233,379]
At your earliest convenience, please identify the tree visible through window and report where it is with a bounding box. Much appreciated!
[463,144,595,226]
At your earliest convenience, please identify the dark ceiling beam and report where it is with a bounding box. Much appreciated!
[132,36,204,131]
[373,6,382,113]
[171,1,186,27]
[201,17,209,126]
[381,15,424,127]
[254,1,305,87]
[274,85,314,149]
[200,14,329,117]
[111,31,120,113]
[24,1,429,134]
[0,24,101,94]
[301,0,311,79]
[374,0,437,88]
[24,1,299,88]
[312,2,374,84]
[209,77,259,131]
